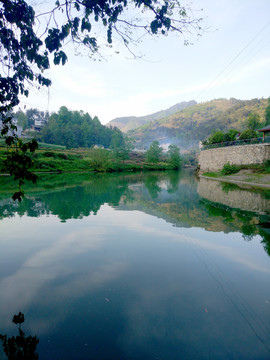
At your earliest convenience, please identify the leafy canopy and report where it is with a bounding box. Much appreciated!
[39,106,119,149]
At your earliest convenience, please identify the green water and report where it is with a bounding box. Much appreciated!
[0,170,270,359]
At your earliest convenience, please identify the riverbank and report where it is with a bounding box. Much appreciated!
[0,147,179,174]
[201,169,270,189]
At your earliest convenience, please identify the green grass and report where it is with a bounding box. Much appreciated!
[0,139,66,150]
[202,171,221,178]
[37,142,66,150]
[202,161,270,178]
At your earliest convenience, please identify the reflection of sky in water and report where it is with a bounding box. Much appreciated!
[0,204,270,359]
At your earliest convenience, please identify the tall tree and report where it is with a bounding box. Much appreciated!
[146,141,163,163]
[167,144,181,169]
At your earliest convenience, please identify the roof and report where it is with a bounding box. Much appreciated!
[258,125,270,132]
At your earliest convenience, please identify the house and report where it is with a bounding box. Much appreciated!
[34,118,47,131]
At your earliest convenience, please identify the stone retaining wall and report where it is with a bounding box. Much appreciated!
[198,144,270,173]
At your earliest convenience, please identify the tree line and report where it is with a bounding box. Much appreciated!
[14,106,125,150]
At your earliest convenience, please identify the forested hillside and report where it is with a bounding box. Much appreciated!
[129,98,269,150]
[15,106,124,149]
[107,100,197,132]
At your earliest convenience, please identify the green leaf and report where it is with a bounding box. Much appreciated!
[81,18,91,32]
[150,20,158,34]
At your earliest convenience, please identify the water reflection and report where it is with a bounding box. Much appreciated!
[0,313,39,360]
[1,170,270,359]
[0,170,270,250]
[198,176,270,215]
[0,173,131,221]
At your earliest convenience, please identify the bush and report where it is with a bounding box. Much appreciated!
[221,162,241,175]
[264,159,270,173]
[223,129,239,142]
[208,131,225,144]
[239,129,257,140]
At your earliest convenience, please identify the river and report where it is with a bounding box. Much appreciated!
[0,170,270,360]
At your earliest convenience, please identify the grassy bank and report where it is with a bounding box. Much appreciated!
[0,147,178,174]
[202,161,270,178]
[201,162,270,188]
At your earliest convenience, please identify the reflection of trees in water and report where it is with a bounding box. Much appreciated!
[203,200,270,256]
[144,174,162,199]
[0,198,50,220]
[167,171,181,193]
[0,174,131,222]
[143,171,182,199]
[260,224,270,256]
[0,171,184,221]
[41,174,133,221]
[0,313,39,360]
[0,170,269,255]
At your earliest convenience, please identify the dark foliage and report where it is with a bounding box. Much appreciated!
[0,313,39,360]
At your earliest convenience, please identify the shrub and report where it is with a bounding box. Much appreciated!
[223,129,239,142]
[239,129,257,140]
[208,131,224,144]
[221,162,241,175]
[264,159,270,173]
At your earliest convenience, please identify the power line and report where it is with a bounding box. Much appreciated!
[199,32,270,100]
[195,20,270,102]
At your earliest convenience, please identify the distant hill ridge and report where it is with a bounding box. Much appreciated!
[127,98,269,150]
[106,100,197,132]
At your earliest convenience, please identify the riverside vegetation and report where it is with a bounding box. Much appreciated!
[0,142,182,176]
[202,161,270,185]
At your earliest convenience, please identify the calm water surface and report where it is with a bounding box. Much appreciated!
[0,170,270,360]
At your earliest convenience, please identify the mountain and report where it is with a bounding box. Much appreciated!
[128,98,269,150]
[106,100,197,132]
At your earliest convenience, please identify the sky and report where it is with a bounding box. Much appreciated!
[19,0,270,124]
